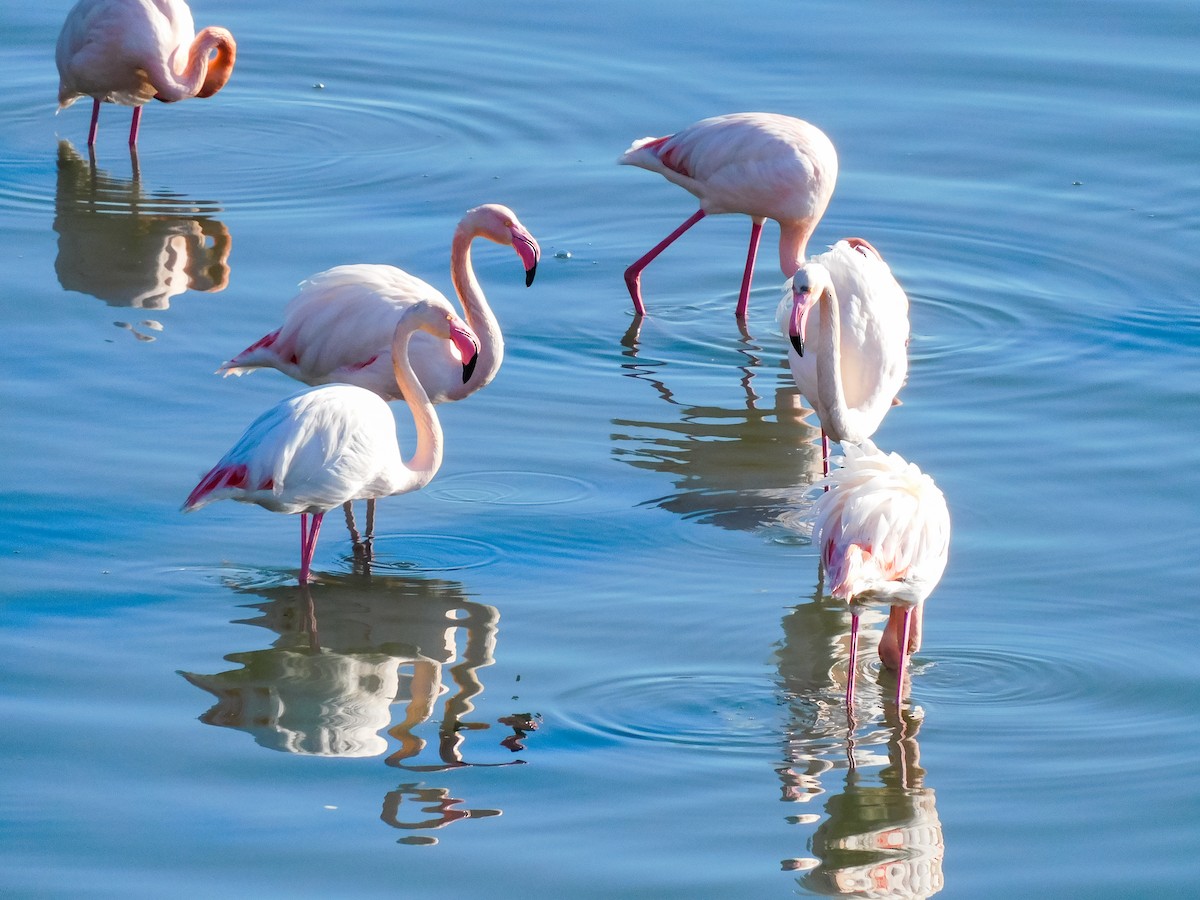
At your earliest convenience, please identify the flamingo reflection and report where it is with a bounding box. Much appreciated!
[614,320,823,532]
[54,140,231,336]
[775,600,944,896]
[180,573,535,770]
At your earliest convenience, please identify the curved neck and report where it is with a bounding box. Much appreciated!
[449,225,502,386]
[778,219,818,278]
[391,328,443,489]
[814,283,866,444]
[154,28,236,102]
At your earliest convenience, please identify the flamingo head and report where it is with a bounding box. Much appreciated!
[787,263,830,357]
[446,315,480,383]
[466,204,541,286]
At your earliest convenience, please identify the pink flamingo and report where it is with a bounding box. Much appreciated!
[183,303,479,584]
[619,112,838,319]
[776,238,909,473]
[219,204,539,404]
[810,441,950,708]
[56,0,237,147]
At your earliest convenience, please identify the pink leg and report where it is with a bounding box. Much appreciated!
[845,612,860,709]
[87,99,102,147]
[734,219,764,319]
[894,607,912,706]
[299,512,325,584]
[128,106,143,147]
[821,431,831,479]
[624,209,707,316]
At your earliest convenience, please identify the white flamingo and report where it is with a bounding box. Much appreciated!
[810,441,950,708]
[776,238,909,471]
[183,302,479,584]
[619,112,838,318]
[56,0,236,147]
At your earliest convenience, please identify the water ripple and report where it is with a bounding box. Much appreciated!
[427,470,594,506]
[554,672,782,754]
[343,533,501,573]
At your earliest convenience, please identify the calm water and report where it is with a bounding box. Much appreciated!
[3,1,1199,897]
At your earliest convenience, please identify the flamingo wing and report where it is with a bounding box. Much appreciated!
[183,385,403,515]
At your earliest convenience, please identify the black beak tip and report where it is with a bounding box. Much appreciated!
[789,335,805,357]
[525,263,537,288]
[462,355,478,384]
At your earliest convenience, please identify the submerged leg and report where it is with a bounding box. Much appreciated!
[734,219,764,319]
[298,512,325,584]
[893,607,913,706]
[128,106,143,147]
[845,612,860,710]
[624,209,707,316]
[87,99,102,147]
[363,499,376,561]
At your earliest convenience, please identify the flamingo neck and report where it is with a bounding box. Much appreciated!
[155,27,237,102]
[814,283,869,444]
[390,328,443,490]
[778,219,817,279]
[449,224,502,388]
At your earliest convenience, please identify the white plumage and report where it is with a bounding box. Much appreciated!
[776,238,909,465]
[811,441,950,707]
[184,302,479,583]
[219,204,539,404]
[619,112,838,318]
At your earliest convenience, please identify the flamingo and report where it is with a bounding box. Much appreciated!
[776,238,909,473]
[810,440,950,708]
[618,112,838,319]
[219,204,539,404]
[56,0,237,148]
[182,302,480,585]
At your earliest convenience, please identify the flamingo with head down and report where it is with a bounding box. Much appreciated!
[183,302,480,585]
[810,440,950,708]
[619,112,838,319]
[56,0,237,147]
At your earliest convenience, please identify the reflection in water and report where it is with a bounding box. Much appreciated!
[613,321,823,533]
[775,599,944,896]
[53,140,231,334]
[181,572,535,841]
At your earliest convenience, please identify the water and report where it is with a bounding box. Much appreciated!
[3,0,1199,896]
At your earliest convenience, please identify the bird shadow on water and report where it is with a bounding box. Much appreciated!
[774,587,945,897]
[612,316,824,537]
[53,139,232,339]
[179,571,538,845]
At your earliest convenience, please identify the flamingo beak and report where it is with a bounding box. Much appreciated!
[511,227,541,287]
[448,322,480,383]
[789,287,815,357]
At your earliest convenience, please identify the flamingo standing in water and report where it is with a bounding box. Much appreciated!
[810,440,950,708]
[183,302,480,585]
[218,203,539,551]
[56,0,237,148]
[619,112,837,319]
[776,238,909,473]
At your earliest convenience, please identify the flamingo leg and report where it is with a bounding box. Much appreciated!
[299,512,324,584]
[821,431,831,480]
[734,219,764,319]
[363,498,376,562]
[87,99,102,147]
[624,209,707,316]
[894,607,912,706]
[128,105,143,147]
[846,612,860,710]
